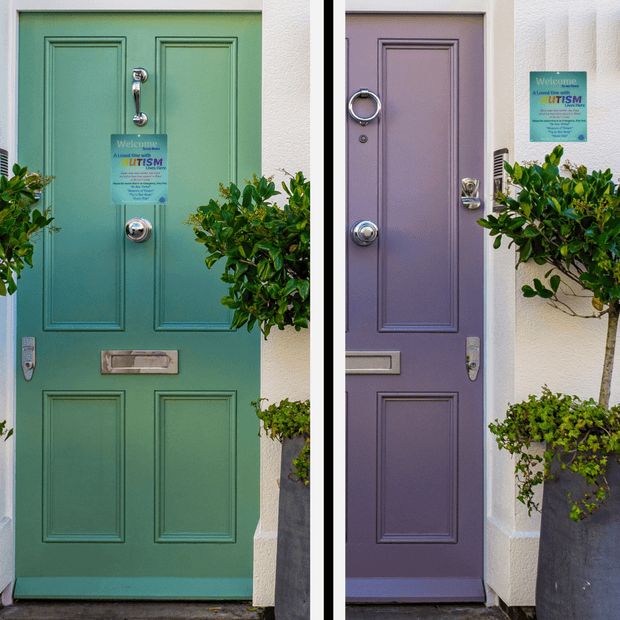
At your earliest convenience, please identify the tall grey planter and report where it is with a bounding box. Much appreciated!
[274,435,310,620]
[536,455,620,620]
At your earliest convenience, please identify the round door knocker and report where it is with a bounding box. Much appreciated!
[348,89,382,126]
[125,217,152,243]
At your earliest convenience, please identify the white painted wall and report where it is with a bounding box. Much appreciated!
[0,0,311,608]
[490,0,620,608]
[254,0,311,605]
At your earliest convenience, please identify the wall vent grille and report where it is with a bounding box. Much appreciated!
[493,148,509,212]
[0,149,8,177]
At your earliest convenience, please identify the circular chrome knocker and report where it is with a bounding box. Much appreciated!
[348,89,382,126]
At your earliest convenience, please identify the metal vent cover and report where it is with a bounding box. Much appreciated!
[493,148,509,212]
[0,148,8,178]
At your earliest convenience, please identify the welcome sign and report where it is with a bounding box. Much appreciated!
[111,134,168,204]
[530,72,587,142]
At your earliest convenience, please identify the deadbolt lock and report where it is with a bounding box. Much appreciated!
[461,178,482,210]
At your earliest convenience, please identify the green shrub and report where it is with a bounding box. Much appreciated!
[0,164,54,296]
[189,172,309,338]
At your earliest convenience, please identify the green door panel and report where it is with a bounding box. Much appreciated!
[16,12,261,599]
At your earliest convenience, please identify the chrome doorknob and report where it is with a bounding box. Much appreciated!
[351,220,378,246]
[125,217,152,243]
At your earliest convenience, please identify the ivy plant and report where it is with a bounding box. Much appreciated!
[253,398,310,485]
[490,388,620,522]
[0,164,55,296]
[188,172,309,338]
[479,145,620,520]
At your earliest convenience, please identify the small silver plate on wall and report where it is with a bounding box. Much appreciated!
[346,351,401,375]
[101,350,178,374]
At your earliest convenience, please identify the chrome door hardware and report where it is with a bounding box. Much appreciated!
[125,217,152,243]
[101,350,178,374]
[466,337,480,381]
[348,89,382,126]
[461,178,481,210]
[351,220,378,246]
[21,337,35,381]
[132,68,148,127]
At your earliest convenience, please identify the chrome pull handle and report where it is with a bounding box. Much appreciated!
[132,68,148,127]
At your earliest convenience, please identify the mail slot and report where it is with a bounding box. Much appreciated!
[101,350,178,374]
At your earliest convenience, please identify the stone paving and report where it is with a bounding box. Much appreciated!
[346,604,509,620]
[0,601,517,620]
[0,602,264,620]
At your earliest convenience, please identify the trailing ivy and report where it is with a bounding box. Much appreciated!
[189,172,309,338]
[253,398,310,485]
[490,388,620,522]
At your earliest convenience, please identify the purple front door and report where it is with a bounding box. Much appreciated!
[345,14,485,602]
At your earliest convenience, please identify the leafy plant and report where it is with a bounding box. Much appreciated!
[0,164,55,296]
[479,145,620,407]
[188,172,309,338]
[480,145,620,520]
[253,398,310,485]
[0,420,13,442]
[490,388,620,522]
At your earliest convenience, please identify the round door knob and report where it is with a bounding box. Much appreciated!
[351,220,378,246]
[125,217,152,243]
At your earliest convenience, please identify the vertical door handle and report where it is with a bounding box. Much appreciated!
[132,68,148,127]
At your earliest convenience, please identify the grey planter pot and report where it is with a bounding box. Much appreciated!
[536,454,620,620]
[274,435,310,620]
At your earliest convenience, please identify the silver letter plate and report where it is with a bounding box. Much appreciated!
[101,350,178,374]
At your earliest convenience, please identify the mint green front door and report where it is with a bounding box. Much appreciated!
[16,13,261,599]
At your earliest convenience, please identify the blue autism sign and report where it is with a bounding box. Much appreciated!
[111,134,168,204]
[530,72,587,142]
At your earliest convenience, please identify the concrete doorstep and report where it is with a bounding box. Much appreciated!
[345,604,510,620]
[0,601,267,620]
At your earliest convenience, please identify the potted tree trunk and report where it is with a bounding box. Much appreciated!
[189,172,310,619]
[479,145,620,620]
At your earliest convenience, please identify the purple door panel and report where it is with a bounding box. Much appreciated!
[346,14,485,603]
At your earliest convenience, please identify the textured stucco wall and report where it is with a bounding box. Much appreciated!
[486,0,620,607]
[0,0,16,600]
[253,0,310,606]
[514,0,620,404]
